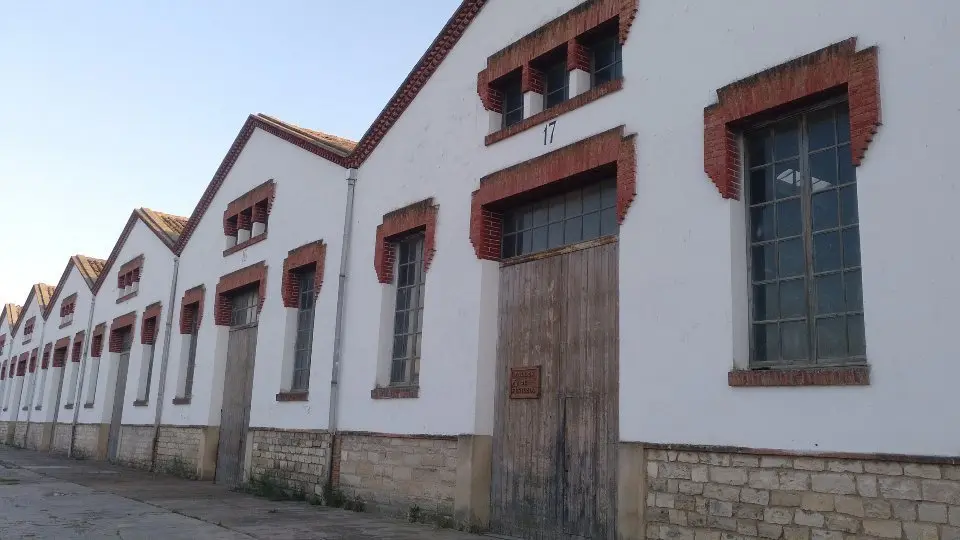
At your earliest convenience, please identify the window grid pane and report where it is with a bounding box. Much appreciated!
[230,289,259,327]
[544,60,568,108]
[746,102,863,366]
[292,269,316,390]
[390,235,425,385]
[591,37,622,86]
[502,75,523,128]
[501,178,617,258]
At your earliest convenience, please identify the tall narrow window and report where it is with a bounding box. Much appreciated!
[390,234,425,386]
[745,100,864,366]
[230,288,259,327]
[543,57,568,109]
[590,34,622,86]
[183,304,200,398]
[292,268,316,391]
[500,73,523,128]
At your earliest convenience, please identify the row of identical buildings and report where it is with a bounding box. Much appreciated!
[2,1,959,538]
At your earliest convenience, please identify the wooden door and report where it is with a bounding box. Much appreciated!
[491,239,619,540]
[215,289,259,487]
[107,330,133,461]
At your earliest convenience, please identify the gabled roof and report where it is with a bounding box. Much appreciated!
[0,304,21,332]
[173,0,487,254]
[11,284,55,336]
[92,208,188,294]
[42,255,108,320]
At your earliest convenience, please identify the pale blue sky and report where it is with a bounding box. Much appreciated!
[0,0,461,308]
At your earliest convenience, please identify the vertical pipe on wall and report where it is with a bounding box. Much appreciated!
[67,296,96,458]
[326,167,358,488]
[149,256,180,471]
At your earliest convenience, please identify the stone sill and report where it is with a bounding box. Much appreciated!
[172,396,191,405]
[370,385,420,400]
[59,321,72,329]
[116,291,138,304]
[21,406,28,411]
[276,391,308,402]
[64,403,74,410]
[22,339,31,345]
[132,399,148,407]
[223,232,267,256]
[485,78,624,146]
[728,366,869,387]
[34,405,41,411]
[83,403,94,409]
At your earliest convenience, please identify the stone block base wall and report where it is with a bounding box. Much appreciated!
[51,424,72,454]
[644,446,960,540]
[155,426,204,478]
[12,422,27,447]
[25,422,46,450]
[116,425,154,468]
[336,433,458,518]
[73,424,107,459]
[249,428,332,494]
[0,421,9,443]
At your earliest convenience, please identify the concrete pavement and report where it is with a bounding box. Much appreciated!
[0,446,480,539]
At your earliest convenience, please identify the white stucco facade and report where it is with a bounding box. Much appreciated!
[75,219,178,429]
[164,125,348,431]
[2,292,49,426]
[0,311,18,422]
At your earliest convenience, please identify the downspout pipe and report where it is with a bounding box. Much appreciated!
[150,256,180,471]
[326,167,357,489]
[21,315,48,447]
[67,296,97,458]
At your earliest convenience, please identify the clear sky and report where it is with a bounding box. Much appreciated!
[0,0,461,309]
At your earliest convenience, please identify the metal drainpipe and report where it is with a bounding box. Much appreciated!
[325,167,357,489]
[149,256,180,471]
[21,312,49,447]
[67,295,97,458]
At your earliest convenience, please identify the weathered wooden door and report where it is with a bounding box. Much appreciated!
[491,238,619,540]
[215,288,259,487]
[107,330,133,461]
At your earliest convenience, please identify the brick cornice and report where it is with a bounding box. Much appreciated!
[728,366,869,387]
[374,199,439,284]
[141,302,162,345]
[370,386,420,400]
[109,311,137,353]
[214,261,267,326]
[470,126,637,260]
[223,232,267,256]
[704,37,881,199]
[282,241,326,308]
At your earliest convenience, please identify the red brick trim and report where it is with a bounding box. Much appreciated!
[1,361,6,381]
[91,323,105,358]
[214,261,267,326]
[132,399,148,407]
[478,0,637,111]
[28,348,38,373]
[281,241,326,308]
[370,386,420,400]
[109,312,137,353]
[116,291,138,304]
[471,126,636,260]
[41,343,51,369]
[16,352,27,376]
[704,38,881,199]
[172,396,191,405]
[117,254,144,289]
[71,332,84,363]
[728,366,869,387]
[179,286,205,334]
[275,391,309,402]
[92,210,183,295]
[141,302,162,345]
[223,232,268,256]
[374,199,439,284]
[485,78,623,145]
[58,293,78,326]
[638,441,960,466]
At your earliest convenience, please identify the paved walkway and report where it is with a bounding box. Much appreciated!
[0,446,480,539]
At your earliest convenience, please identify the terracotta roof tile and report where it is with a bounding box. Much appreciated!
[138,208,189,247]
[256,114,357,155]
[35,284,55,310]
[74,255,107,288]
[2,304,21,329]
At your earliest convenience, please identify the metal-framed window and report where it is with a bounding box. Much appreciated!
[183,304,200,398]
[591,35,622,86]
[745,99,865,366]
[230,288,259,327]
[501,73,523,128]
[543,58,568,109]
[292,268,316,391]
[390,234,425,386]
[502,178,618,259]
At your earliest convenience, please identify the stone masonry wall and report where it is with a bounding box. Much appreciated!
[73,424,102,459]
[155,426,203,478]
[645,448,960,540]
[116,425,154,468]
[51,424,72,454]
[249,428,332,494]
[25,422,45,450]
[12,422,27,447]
[337,434,458,518]
[0,421,9,443]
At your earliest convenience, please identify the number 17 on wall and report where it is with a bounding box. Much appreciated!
[543,120,557,145]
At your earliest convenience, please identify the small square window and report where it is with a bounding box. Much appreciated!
[543,58,568,109]
[590,35,622,86]
[499,72,524,128]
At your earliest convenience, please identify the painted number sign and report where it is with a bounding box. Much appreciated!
[509,366,541,399]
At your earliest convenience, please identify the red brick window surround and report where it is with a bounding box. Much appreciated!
[28,349,38,373]
[91,323,105,358]
[704,38,880,200]
[41,343,51,369]
[223,180,275,256]
[141,302,162,345]
[214,262,267,326]
[0,334,5,355]
[60,293,77,327]
[53,337,70,368]
[282,241,326,308]
[374,199,439,284]
[17,353,28,376]
[0,361,5,380]
[477,0,637,145]
[179,286,205,334]
[117,255,144,303]
[22,316,35,344]
[470,126,636,261]
[109,312,136,353]
[71,332,84,363]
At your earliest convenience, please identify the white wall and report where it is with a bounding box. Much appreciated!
[163,127,347,431]
[32,266,95,424]
[2,296,47,425]
[75,219,177,428]
[0,317,15,421]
